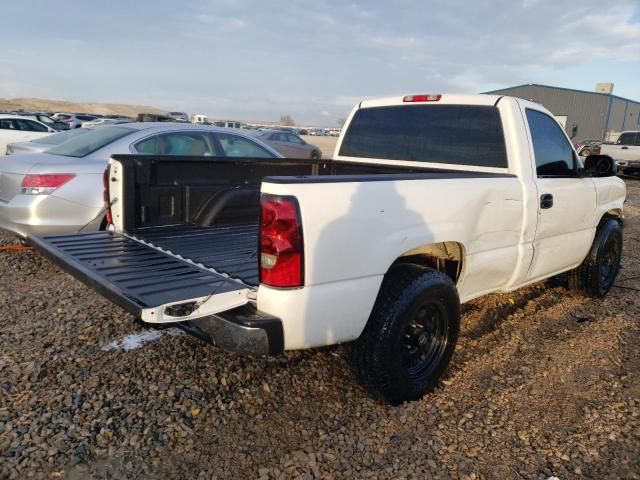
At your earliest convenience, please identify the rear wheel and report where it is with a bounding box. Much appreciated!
[351,265,460,405]
[568,218,622,297]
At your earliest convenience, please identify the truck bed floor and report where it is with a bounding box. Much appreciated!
[132,223,259,286]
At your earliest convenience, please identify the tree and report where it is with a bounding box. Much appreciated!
[280,115,295,126]
[337,117,346,127]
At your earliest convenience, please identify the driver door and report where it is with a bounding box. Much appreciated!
[524,108,597,282]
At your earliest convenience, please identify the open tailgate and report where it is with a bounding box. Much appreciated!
[30,231,252,323]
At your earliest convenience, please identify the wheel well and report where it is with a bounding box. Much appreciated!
[601,209,623,227]
[391,242,464,284]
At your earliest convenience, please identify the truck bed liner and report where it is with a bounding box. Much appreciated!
[131,223,258,286]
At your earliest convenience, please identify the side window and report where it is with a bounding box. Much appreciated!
[635,133,640,146]
[526,109,575,177]
[215,134,274,158]
[287,134,304,144]
[16,119,48,132]
[133,132,216,156]
[0,120,17,130]
[270,133,285,142]
[616,133,635,145]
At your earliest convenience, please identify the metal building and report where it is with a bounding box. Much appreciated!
[485,83,640,142]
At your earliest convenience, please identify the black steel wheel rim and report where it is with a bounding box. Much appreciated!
[600,234,621,288]
[401,301,448,378]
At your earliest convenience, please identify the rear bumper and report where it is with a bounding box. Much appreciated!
[178,305,284,355]
[0,194,103,239]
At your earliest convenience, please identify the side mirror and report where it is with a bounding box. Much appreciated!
[584,155,616,177]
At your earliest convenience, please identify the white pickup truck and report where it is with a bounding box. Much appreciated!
[600,130,640,175]
[31,94,626,405]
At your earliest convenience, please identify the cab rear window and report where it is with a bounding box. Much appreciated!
[339,105,508,168]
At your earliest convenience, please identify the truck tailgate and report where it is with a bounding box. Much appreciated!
[30,230,253,323]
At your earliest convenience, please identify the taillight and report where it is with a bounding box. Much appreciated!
[260,195,303,288]
[103,168,113,225]
[403,94,442,102]
[594,146,601,155]
[21,174,75,195]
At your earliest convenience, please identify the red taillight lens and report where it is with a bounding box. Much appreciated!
[21,174,75,194]
[403,94,442,102]
[260,195,303,288]
[103,168,113,225]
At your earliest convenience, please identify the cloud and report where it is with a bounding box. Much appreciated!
[1,0,638,124]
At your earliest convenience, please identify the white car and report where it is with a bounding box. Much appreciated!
[600,130,640,175]
[31,94,625,405]
[0,115,57,154]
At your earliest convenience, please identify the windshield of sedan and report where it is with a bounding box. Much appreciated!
[47,126,135,157]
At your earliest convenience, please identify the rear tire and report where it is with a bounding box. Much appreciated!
[568,218,622,297]
[351,265,460,405]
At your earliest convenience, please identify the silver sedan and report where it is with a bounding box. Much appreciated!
[253,130,322,159]
[0,123,282,240]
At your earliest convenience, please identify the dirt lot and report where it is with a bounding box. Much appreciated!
[1,179,638,480]
[300,135,338,158]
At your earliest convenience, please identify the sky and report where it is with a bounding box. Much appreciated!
[2,0,639,125]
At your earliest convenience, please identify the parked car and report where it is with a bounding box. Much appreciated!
[17,113,68,131]
[0,114,57,154]
[168,112,190,122]
[5,128,91,155]
[55,113,99,129]
[0,123,282,239]
[136,113,174,123]
[254,130,322,158]
[192,114,210,124]
[213,120,242,129]
[28,94,625,405]
[81,118,129,128]
[600,130,640,175]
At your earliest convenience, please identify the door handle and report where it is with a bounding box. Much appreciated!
[621,146,628,150]
[540,193,553,209]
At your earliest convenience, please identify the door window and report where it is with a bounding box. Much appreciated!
[616,132,637,146]
[133,132,216,156]
[270,133,287,142]
[286,134,304,144]
[16,119,48,132]
[526,109,576,177]
[0,119,18,130]
[215,134,275,157]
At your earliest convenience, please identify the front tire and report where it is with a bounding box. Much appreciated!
[568,218,622,297]
[351,266,460,405]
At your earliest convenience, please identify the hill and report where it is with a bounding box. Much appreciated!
[0,97,166,118]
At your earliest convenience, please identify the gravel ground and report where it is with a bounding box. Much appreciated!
[1,179,639,480]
